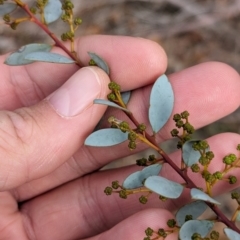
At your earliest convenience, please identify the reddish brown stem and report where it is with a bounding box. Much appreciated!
[125,111,240,233]
[19,3,82,67]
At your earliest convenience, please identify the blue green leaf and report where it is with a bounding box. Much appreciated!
[0,3,17,16]
[123,164,162,189]
[94,99,131,113]
[179,220,214,239]
[176,201,208,226]
[44,0,62,24]
[182,140,209,166]
[144,176,183,199]
[4,43,52,66]
[224,228,240,240]
[191,188,220,205]
[149,74,174,134]
[24,52,75,64]
[84,128,128,147]
[88,52,110,75]
[121,91,131,105]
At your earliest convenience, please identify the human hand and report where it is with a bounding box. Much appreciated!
[0,35,239,240]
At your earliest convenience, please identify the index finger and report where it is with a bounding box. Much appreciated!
[1,35,167,109]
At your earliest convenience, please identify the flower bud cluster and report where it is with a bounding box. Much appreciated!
[192,231,219,240]
[3,14,10,22]
[36,0,48,8]
[61,0,74,11]
[139,195,148,204]
[231,191,240,200]
[136,157,147,166]
[198,151,214,167]
[108,82,121,92]
[171,111,194,149]
[159,195,167,201]
[145,227,153,237]
[167,219,176,228]
[202,170,216,184]
[61,31,74,41]
[192,140,209,151]
[223,154,237,165]
[185,214,193,221]
[158,229,167,238]
[136,155,157,166]
[144,227,169,239]
[104,181,128,199]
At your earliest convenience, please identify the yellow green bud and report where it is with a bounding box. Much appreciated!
[145,227,153,237]
[139,195,148,204]
[104,186,112,195]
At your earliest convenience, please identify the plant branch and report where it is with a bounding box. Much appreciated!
[124,111,240,233]
[17,2,83,67]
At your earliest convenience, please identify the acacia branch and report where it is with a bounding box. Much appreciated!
[17,2,83,67]
[125,111,240,233]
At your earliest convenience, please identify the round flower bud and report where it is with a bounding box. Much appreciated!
[173,113,181,122]
[145,227,153,237]
[181,111,190,119]
[104,187,112,195]
[139,195,148,204]
[229,175,237,184]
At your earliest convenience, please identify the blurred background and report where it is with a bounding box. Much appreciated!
[1,1,240,238]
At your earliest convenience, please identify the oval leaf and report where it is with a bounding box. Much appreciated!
[88,52,110,75]
[179,220,214,240]
[144,176,183,199]
[24,52,75,64]
[224,228,240,240]
[44,0,62,24]
[4,43,52,66]
[191,188,220,205]
[84,128,128,147]
[0,3,17,16]
[182,140,209,166]
[176,201,208,226]
[94,99,131,113]
[123,171,141,189]
[149,74,174,133]
[123,164,162,189]
[121,91,131,105]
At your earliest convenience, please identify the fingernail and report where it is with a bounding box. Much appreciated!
[47,67,101,117]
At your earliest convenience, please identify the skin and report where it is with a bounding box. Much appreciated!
[0,35,239,240]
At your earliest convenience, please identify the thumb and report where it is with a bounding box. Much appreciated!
[0,67,110,190]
